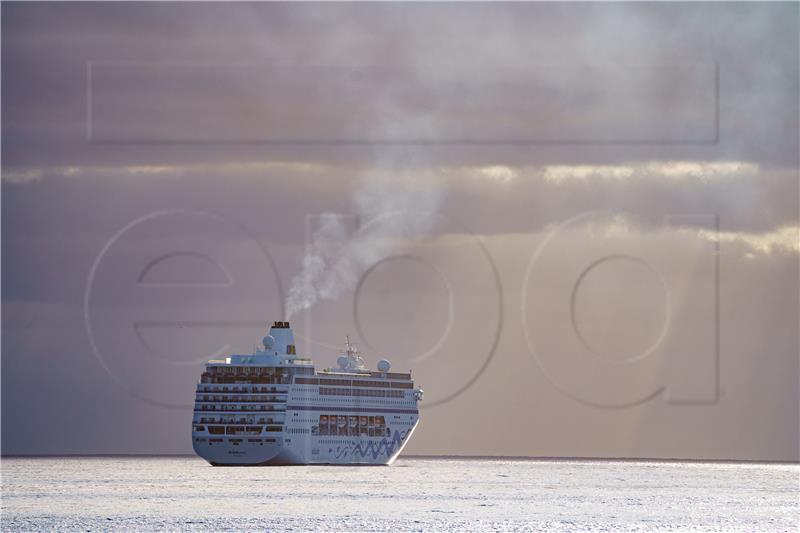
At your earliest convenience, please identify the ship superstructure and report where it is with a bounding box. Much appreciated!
[192,321,422,465]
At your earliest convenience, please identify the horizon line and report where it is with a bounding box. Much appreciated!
[1,453,797,465]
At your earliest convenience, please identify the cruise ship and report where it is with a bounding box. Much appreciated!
[192,321,422,465]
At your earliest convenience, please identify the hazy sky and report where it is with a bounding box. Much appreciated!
[2,2,798,460]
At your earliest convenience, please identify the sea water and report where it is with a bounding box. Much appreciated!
[1,457,798,531]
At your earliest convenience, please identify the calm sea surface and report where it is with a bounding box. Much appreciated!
[1,457,797,531]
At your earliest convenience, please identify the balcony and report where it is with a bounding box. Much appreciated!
[195,396,286,403]
[193,405,287,413]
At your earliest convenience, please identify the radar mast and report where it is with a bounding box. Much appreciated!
[338,335,367,371]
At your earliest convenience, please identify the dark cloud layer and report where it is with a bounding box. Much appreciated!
[2,2,798,168]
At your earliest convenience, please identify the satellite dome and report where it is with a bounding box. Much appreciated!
[337,356,349,369]
[262,335,275,350]
[377,359,391,372]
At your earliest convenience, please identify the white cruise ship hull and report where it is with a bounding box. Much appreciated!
[193,420,419,466]
[192,322,423,466]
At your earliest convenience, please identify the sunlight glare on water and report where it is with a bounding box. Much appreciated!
[1,457,798,531]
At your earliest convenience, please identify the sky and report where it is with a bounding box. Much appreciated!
[2,2,798,460]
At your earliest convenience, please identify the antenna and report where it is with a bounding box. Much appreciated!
[339,335,366,370]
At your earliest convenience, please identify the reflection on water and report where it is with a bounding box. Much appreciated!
[1,457,798,531]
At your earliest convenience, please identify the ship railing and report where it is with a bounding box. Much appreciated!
[194,390,289,396]
[197,418,277,424]
[195,397,288,403]
[194,405,286,413]
[196,386,289,393]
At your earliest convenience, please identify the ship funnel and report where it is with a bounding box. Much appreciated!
[268,321,297,356]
